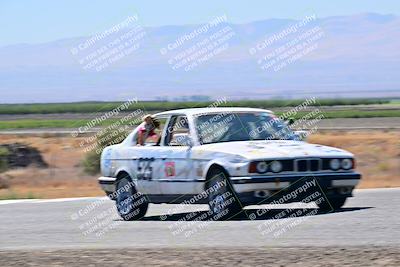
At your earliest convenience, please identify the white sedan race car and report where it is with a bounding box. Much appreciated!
[98,107,361,221]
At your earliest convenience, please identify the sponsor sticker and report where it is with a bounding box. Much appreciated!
[165,162,176,177]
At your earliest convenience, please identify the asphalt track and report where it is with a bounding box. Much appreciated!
[0,188,399,250]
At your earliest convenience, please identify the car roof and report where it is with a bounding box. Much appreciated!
[154,107,273,117]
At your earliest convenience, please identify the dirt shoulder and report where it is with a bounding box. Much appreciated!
[0,130,399,199]
[0,246,399,267]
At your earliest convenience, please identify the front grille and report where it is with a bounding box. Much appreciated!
[322,158,332,170]
[280,160,294,172]
[297,160,308,172]
[295,158,321,172]
[310,159,319,171]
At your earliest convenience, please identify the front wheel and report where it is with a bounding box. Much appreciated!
[317,197,347,211]
[205,168,242,220]
[115,176,148,221]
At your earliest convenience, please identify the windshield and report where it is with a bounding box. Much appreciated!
[195,112,298,144]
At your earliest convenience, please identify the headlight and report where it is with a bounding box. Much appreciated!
[330,159,340,170]
[270,161,283,173]
[256,162,268,173]
[341,158,353,170]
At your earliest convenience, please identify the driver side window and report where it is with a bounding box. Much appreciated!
[133,120,162,146]
[165,115,191,146]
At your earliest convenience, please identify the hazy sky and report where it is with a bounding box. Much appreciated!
[1,0,399,46]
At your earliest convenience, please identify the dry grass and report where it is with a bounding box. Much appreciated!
[0,135,101,199]
[0,130,398,199]
[309,130,400,188]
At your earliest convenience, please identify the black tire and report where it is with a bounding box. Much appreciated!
[317,197,347,211]
[205,167,242,220]
[115,175,148,221]
[106,191,116,201]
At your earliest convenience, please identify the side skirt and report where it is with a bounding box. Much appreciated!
[146,194,209,204]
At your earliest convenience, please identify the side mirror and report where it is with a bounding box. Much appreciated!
[285,117,295,126]
[294,130,308,141]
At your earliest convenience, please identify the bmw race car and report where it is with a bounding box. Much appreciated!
[98,107,361,220]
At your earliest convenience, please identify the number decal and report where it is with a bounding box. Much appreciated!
[137,158,154,180]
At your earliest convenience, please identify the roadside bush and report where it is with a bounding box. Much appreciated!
[82,127,129,175]
[0,147,9,173]
[0,143,47,168]
[0,176,10,189]
[82,150,101,175]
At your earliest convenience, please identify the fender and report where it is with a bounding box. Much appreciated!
[114,168,139,188]
[202,156,250,182]
[202,158,232,181]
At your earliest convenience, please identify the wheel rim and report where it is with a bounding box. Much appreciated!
[209,173,226,214]
[116,179,134,216]
[213,195,224,214]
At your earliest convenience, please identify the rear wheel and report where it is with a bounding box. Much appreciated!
[317,197,346,211]
[115,175,148,221]
[205,167,242,220]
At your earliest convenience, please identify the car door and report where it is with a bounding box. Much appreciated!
[128,145,163,195]
[120,121,164,195]
[157,115,197,195]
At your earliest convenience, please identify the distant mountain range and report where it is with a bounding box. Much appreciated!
[0,13,399,103]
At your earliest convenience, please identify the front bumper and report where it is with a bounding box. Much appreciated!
[231,172,361,191]
[98,176,117,193]
[231,172,361,204]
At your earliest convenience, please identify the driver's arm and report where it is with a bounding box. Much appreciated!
[137,130,144,146]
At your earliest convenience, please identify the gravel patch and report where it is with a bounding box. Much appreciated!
[1,246,399,267]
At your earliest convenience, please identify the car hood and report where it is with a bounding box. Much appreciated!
[196,140,353,160]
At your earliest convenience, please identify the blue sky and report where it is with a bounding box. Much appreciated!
[1,0,399,46]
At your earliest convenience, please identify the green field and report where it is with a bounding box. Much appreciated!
[0,98,393,115]
[0,109,399,130]
[0,119,116,130]
[0,98,398,130]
